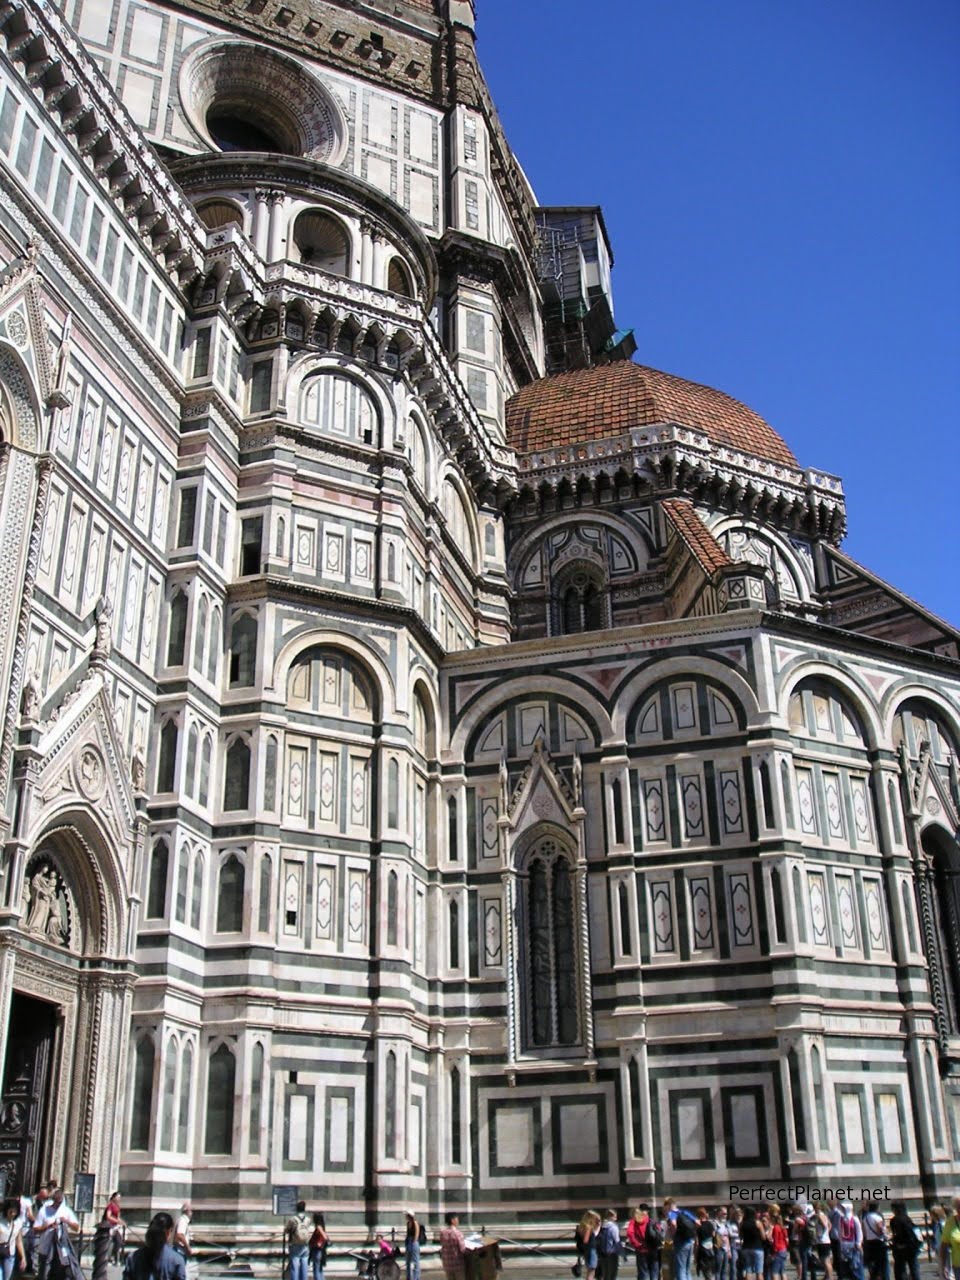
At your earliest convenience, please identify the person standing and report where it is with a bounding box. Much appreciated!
[122,1214,186,1280]
[598,1210,621,1280]
[307,1213,327,1280]
[173,1205,192,1263]
[576,1213,602,1280]
[0,1199,26,1280]
[938,1197,960,1280]
[836,1204,863,1280]
[715,1209,732,1280]
[627,1206,661,1280]
[439,1213,466,1280]
[285,1202,312,1280]
[739,1211,765,1280]
[672,1209,698,1280]
[405,1213,423,1280]
[888,1205,920,1280]
[862,1205,888,1280]
[32,1189,78,1280]
[104,1192,126,1265]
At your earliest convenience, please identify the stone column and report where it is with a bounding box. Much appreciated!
[252,189,271,260]
[266,190,286,263]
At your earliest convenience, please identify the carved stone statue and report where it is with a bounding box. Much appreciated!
[499,753,509,813]
[24,865,63,942]
[93,595,113,657]
[20,676,39,723]
[572,745,583,807]
[131,750,146,793]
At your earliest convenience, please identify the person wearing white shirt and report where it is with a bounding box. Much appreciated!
[0,1199,26,1280]
[33,1188,78,1280]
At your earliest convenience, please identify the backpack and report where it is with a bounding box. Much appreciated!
[799,1220,817,1249]
[290,1215,311,1246]
[645,1221,666,1250]
[418,1225,428,1246]
[674,1213,696,1245]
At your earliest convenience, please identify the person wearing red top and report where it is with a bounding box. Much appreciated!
[769,1208,789,1280]
[439,1213,466,1280]
[104,1193,126,1265]
[626,1206,661,1280]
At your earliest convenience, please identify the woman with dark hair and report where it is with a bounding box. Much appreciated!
[0,1198,26,1280]
[888,1205,920,1280]
[121,1212,186,1280]
[308,1212,328,1280]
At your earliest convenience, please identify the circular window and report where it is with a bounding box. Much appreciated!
[180,41,346,162]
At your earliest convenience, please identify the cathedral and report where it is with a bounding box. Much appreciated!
[0,0,958,1239]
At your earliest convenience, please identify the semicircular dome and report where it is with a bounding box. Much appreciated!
[505,360,797,466]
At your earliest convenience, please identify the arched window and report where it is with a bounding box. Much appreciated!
[759,760,774,828]
[185,724,199,799]
[299,372,376,444]
[196,200,243,231]
[448,898,460,970]
[384,1049,397,1160]
[787,1046,807,1149]
[176,1041,193,1154]
[387,759,399,827]
[449,1064,461,1164]
[167,591,187,666]
[204,1043,236,1155]
[442,478,477,568]
[386,869,399,947]
[199,736,212,808]
[157,719,178,793]
[413,687,433,756]
[408,420,428,492]
[522,839,579,1049]
[793,866,807,944]
[618,881,631,954]
[770,867,787,944]
[387,257,414,298]
[190,853,204,931]
[781,760,794,826]
[611,779,625,844]
[147,839,169,919]
[554,563,607,635]
[223,738,251,811]
[217,854,245,933]
[788,678,867,746]
[229,613,257,687]
[160,1038,178,1151]
[811,1044,828,1148]
[901,880,918,954]
[293,211,349,275]
[194,596,208,670]
[894,699,959,770]
[129,1036,155,1151]
[628,1055,643,1158]
[207,606,221,684]
[287,648,375,720]
[258,855,273,933]
[249,1042,264,1155]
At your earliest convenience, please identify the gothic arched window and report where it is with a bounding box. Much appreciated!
[223,738,251,811]
[258,854,273,933]
[177,1041,193,1155]
[521,838,580,1050]
[167,591,187,666]
[554,563,607,636]
[293,211,349,275]
[190,852,204,931]
[160,1038,178,1151]
[129,1035,155,1151]
[216,854,245,933]
[229,613,257,688]
[384,1049,397,1160]
[147,839,169,919]
[386,869,399,947]
[157,719,178,793]
[204,1042,236,1155]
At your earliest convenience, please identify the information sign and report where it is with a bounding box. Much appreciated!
[272,1186,298,1217]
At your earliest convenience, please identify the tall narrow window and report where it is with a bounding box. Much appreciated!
[384,1050,397,1160]
[759,760,774,828]
[177,1042,193,1154]
[223,738,251,811]
[264,735,278,811]
[618,881,631,955]
[556,565,607,635]
[525,841,579,1049]
[901,881,918,954]
[249,360,272,413]
[258,855,272,933]
[157,720,178,793]
[787,1047,807,1150]
[229,614,257,686]
[167,592,187,666]
[811,1044,828,1150]
[781,760,794,826]
[888,780,903,843]
[185,725,199,798]
[204,1043,236,1155]
[793,866,807,944]
[199,736,212,808]
[193,596,208,670]
[217,855,245,933]
[175,847,189,924]
[386,870,399,947]
[190,854,204,931]
[206,606,221,684]
[448,795,459,861]
[129,1036,155,1151]
[177,487,198,547]
[450,1065,462,1164]
[628,1055,644,1158]
[449,898,460,969]
[160,1038,177,1151]
[240,517,263,575]
[147,839,169,918]
[770,867,787,944]
[612,778,625,844]
[249,1042,264,1155]
[387,759,399,827]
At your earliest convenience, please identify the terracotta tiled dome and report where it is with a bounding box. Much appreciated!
[505,360,798,466]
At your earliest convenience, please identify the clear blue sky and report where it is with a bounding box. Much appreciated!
[478,0,959,628]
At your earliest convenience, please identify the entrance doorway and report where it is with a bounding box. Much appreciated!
[0,993,58,1195]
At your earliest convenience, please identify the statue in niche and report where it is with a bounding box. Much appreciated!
[23,864,65,943]
[93,596,113,658]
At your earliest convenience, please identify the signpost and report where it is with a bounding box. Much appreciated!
[272,1186,298,1280]
[73,1172,96,1260]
